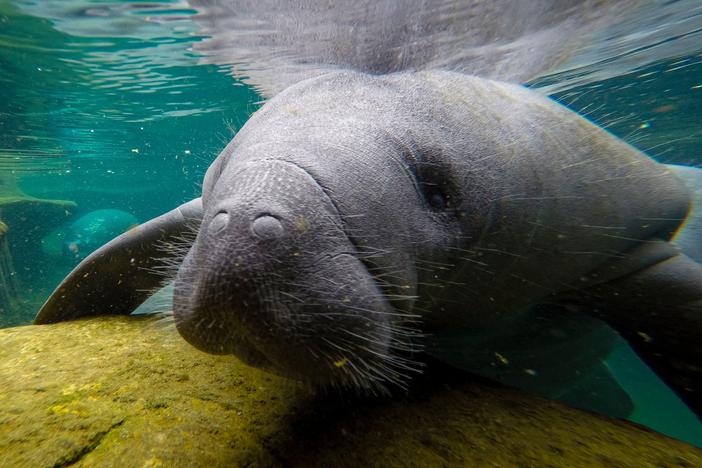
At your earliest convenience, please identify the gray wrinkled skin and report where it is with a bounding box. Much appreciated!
[172,70,690,391]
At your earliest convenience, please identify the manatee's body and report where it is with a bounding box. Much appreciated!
[188,70,686,334]
[35,70,702,419]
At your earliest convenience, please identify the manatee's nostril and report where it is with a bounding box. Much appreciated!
[208,211,231,235]
[252,214,284,239]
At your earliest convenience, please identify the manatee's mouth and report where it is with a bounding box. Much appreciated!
[173,249,414,390]
[212,326,273,371]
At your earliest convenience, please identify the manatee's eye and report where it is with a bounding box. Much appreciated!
[418,167,452,212]
[406,148,457,214]
[425,185,448,211]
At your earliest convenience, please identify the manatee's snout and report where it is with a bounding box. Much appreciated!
[173,160,405,389]
[174,196,297,365]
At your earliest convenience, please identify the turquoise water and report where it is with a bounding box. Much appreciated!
[1,0,701,449]
[0,0,257,324]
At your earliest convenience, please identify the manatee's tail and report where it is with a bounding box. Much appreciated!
[34,198,202,324]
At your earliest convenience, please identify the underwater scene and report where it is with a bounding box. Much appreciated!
[1,0,702,464]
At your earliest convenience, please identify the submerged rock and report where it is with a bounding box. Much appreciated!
[0,316,699,467]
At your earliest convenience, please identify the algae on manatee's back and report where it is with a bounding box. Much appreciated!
[1,316,700,467]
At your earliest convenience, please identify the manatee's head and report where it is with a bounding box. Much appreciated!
[172,155,423,391]
[171,72,470,391]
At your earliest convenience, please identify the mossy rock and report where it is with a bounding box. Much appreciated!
[0,316,700,467]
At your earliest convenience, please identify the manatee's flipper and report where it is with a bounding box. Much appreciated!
[585,239,702,419]
[555,363,634,419]
[669,164,702,263]
[34,198,202,324]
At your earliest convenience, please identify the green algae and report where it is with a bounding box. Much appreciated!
[0,316,700,467]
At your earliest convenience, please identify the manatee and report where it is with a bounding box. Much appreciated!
[34,2,702,419]
[42,209,139,261]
